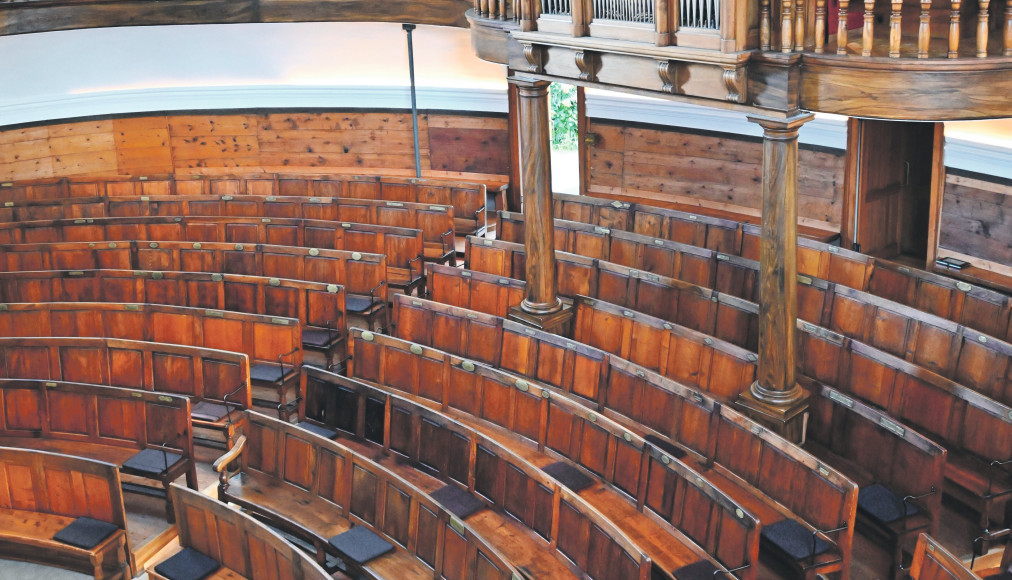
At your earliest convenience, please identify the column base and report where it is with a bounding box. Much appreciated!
[508,302,574,336]
[733,382,810,444]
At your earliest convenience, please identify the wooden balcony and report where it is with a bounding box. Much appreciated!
[469,0,1012,119]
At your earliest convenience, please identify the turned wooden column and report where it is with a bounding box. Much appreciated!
[734,112,814,443]
[507,75,572,335]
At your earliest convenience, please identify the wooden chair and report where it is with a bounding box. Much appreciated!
[0,379,198,523]
[149,484,332,580]
[0,447,131,580]
[213,410,523,579]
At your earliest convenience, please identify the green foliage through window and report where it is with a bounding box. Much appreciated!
[549,83,578,151]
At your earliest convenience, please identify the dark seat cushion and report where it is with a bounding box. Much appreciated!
[249,363,295,384]
[430,484,485,518]
[542,461,594,492]
[190,401,230,422]
[302,328,338,348]
[645,435,688,460]
[154,547,221,580]
[857,483,918,525]
[346,294,381,314]
[760,519,830,562]
[52,516,119,550]
[297,420,339,440]
[121,447,184,476]
[328,526,394,565]
[672,560,720,580]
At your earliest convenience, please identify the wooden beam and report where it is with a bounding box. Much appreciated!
[734,111,813,444]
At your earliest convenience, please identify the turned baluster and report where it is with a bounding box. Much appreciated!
[863,0,875,55]
[918,0,931,56]
[977,0,990,56]
[783,0,795,50]
[949,0,961,56]
[816,0,827,51]
[762,0,772,49]
[890,0,903,55]
[474,0,481,15]
[838,0,851,52]
[1006,0,1012,55]
[795,0,806,49]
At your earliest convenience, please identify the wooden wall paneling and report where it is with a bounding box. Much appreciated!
[938,172,1012,270]
[47,120,119,177]
[0,127,54,182]
[168,114,261,170]
[113,116,174,176]
[427,114,510,175]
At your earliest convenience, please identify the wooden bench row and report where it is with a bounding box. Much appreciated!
[0,378,197,522]
[350,323,855,579]
[545,196,1012,343]
[151,484,331,580]
[0,215,425,297]
[0,194,456,265]
[466,234,1012,408]
[0,447,131,580]
[213,410,523,580]
[0,269,317,397]
[0,334,249,445]
[0,173,492,236]
[908,534,980,580]
[310,364,756,579]
[392,295,958,576]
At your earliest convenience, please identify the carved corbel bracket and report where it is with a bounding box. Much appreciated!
[575,50,600,82]
[522,42,545,73]
[722,66,747,103]
[657,60,678,94]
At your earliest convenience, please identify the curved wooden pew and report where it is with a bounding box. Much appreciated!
[0,447,131,580]
[908,534,980,580]
[0,215,424,297]
[0,240,381,339]
[349,327,856,580]
[213,410,524,579]
[307,364,759,579]
[542,197,1012,342]
[149,484,331,580]
[0,378,197,522]
[0,172,492,238]
[0,332,249,446]
[0,271,306,416]
[465,235,1012,409]
[807,385,947,577]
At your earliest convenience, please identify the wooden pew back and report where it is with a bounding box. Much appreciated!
[167,484,331,580]
[0,239,382,298]
[0,378,192,459]
[426,263,524,319]
[234,410,521,580]
[466,236,598,298]
[909,534,979,580]
[341,335,759,579]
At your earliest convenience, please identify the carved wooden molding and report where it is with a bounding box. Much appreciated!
[522,42,545,73]
[575,50,600,82]
[723,66,747,103]
[657,60,678,94]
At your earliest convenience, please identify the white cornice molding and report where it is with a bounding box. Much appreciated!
[944,138,1012,180]
[0,85,508,128]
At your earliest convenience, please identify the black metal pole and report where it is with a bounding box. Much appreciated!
[403,23,422,179]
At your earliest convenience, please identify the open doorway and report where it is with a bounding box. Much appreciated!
[549,82,580,194]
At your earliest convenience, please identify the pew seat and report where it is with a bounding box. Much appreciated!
[0,509,128,580]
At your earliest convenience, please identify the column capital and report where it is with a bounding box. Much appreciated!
[508,74,551,93]
[746,111,815,135]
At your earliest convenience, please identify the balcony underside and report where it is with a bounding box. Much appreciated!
[0,0,473,35]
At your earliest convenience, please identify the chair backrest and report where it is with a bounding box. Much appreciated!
[909,534,979,580]
[169,484,332,580]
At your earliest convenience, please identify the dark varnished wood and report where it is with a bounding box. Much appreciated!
[0,447,130,579]
[908,534,980,579]
[150,483,331,580]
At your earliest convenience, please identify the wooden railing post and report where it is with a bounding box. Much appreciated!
[890,0,903,56]
[794,0,806,50]
[1006,0,1012,55]
[735,111,814,444]
[837,0,851,53]
[919,0,932,57]
[782,0,795,50]
[762,0,773,49]
[507,75,573,335]
[815,0,826,52]
[978,0,991,56]
[656,0,672,45]
[863,0,875,55]
[571,0,588,36]
[949,0,962,57]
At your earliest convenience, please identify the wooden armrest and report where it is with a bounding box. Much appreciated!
[213,435,247,473]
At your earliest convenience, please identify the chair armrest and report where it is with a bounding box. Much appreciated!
[213,435,247,491]
[221,382,247,429]
[440,228,454,252]
[988,458,1012,495]
[810,523,848,565]
[369,280,387,300]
